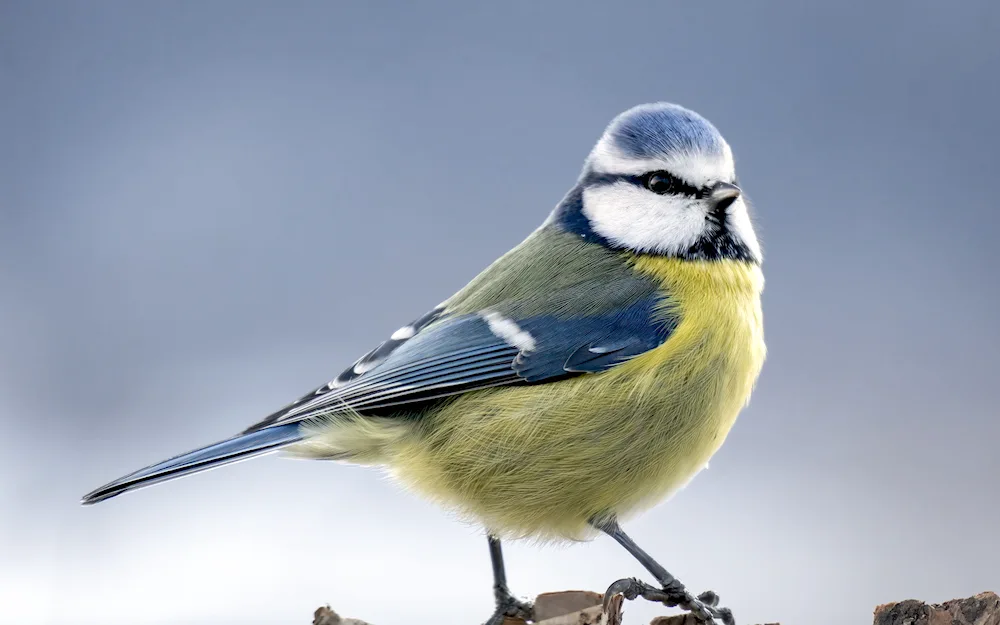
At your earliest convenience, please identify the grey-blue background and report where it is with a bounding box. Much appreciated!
[2,2,998,624]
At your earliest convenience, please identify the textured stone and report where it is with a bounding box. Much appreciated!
[312,589,999,625]
[650,614,779,625]
[874,592,1000,625]
[534,591,604,621]
[312,605,374,625]
[537,604,606,624]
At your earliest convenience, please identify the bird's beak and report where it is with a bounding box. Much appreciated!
[708,181,741,206]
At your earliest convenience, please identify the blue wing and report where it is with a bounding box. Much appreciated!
[246,295,678,432]
[82,295,678,503]
[513,298,675,381]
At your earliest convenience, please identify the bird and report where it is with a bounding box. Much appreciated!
[83,102,765,625]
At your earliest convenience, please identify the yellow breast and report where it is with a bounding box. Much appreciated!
[625,255,765,405]
[620,255,766,476]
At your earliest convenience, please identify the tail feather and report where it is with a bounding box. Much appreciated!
[81,423,303,505]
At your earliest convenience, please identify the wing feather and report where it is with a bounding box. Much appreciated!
[245,291,678,432]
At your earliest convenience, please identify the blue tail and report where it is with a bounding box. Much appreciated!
[81,423,303,505]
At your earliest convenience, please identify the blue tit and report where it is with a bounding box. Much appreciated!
[84,102,765,625]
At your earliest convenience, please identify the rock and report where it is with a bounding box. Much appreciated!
[649,615,702,625]
[537,605,606,624]
[312,605,375,625]
[650,616,779,625]
[311,589,999,624]
[874,591,1000,625]
[312,606,340,625]
[533,591,604,621]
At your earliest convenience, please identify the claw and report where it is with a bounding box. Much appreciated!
[603,577,641,611]
[602,577,735,625]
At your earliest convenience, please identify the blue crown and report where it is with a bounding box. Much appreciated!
[607,103,725,161]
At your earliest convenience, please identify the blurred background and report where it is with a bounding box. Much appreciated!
[2,2,998,624]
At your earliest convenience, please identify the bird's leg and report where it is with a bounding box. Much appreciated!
[592,517,735,625]
[483,535,534,625]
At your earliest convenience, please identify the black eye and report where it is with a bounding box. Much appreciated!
[645,171,675,195]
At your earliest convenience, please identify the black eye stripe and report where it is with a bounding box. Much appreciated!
[582,170,705,198]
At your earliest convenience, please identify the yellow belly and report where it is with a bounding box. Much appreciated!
[356,258,766,540]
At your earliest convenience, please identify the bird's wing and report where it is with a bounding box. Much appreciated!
[83,289,678,504]
[244,294,678,433]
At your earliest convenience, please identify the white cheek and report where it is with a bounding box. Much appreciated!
[581,183,708,254]
[727,197,762,261]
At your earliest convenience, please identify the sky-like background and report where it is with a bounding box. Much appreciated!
[2,2,998,625]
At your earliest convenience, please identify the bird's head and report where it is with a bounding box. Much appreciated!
[552,102,760,264]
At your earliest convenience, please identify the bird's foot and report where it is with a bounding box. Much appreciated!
[603,577,734,625]
[482,585,534,625]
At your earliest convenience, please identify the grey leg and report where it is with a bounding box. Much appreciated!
[593,517,735,625]
[483,535,534,625]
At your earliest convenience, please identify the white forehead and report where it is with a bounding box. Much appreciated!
[586,103,736,187]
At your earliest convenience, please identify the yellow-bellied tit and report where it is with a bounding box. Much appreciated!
[83,102,765,625]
